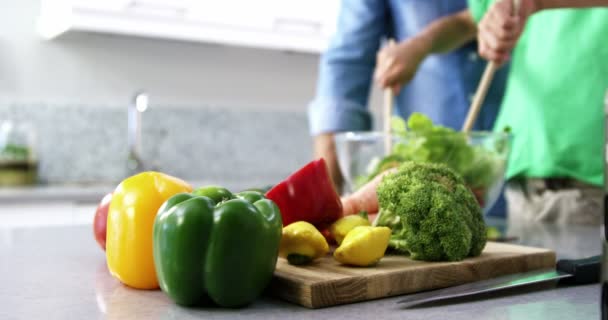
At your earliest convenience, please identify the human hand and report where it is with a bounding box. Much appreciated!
[374,38,431,95]
[478,0,540,65]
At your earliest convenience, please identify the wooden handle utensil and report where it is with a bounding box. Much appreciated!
[462,0,521,132]
[383,39,396,155]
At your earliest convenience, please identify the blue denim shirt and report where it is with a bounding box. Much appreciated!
[308,0,509,135]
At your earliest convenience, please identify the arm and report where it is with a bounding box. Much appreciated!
[538,0,608,9]
[313,133,343,193]
[309,0,389,192]
[375,9,477,94]
[478,0,608,64]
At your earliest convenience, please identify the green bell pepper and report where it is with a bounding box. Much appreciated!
[153,187,282,308]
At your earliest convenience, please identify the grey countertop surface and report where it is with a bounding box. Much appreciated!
[0,215,602,319]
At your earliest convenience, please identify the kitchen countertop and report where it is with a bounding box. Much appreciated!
[0,217,601,319]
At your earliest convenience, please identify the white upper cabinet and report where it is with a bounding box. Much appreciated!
[37,0,340,53]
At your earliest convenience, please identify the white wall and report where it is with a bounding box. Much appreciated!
[0,0,323,111]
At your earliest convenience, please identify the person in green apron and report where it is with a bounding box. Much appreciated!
[469,0,608,224]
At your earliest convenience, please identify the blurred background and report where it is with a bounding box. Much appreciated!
[0,0,388,189]
[0,0,391,226]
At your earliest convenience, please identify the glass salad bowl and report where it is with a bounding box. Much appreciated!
[335,129,511,215]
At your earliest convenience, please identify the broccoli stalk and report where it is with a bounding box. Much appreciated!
[374,162,487,261]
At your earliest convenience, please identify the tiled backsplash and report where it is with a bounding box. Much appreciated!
[0,104,312,187]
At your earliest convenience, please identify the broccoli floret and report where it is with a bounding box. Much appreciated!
[374,162,486,261]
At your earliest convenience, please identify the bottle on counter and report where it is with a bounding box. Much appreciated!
[0,121,38,186]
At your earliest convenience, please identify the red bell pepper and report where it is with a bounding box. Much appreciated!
[93,192,112,251]
[266,158,343,227]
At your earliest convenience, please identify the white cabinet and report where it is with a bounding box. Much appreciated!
[37,0,341,53]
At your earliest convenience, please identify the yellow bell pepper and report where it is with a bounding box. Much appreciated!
[334,226,391,267]
[106,171,192,289]
[279,221,329,265]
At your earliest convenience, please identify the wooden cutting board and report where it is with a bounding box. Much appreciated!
[269,242,555,308]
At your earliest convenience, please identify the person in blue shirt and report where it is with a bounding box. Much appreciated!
[308,1,508,214]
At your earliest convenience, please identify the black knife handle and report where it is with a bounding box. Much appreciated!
[556,255,601,285]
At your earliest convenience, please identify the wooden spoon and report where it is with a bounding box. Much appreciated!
[462,0,521,132]
[383,39,396,155]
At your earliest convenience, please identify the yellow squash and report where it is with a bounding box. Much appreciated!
[329,214,371,245]
[106,171,192,289]
[279,221,329,265]
[334,226,391,267]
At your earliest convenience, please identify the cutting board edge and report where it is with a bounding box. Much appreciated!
[271,243,557,309]
[268,276,312,308]
[308,248,556,308]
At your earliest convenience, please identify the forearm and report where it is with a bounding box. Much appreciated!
[415,9,477,55]
[537,0,608,10]
[313,133,344,193]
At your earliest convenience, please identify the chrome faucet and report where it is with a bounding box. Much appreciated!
[127,91,148,175]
